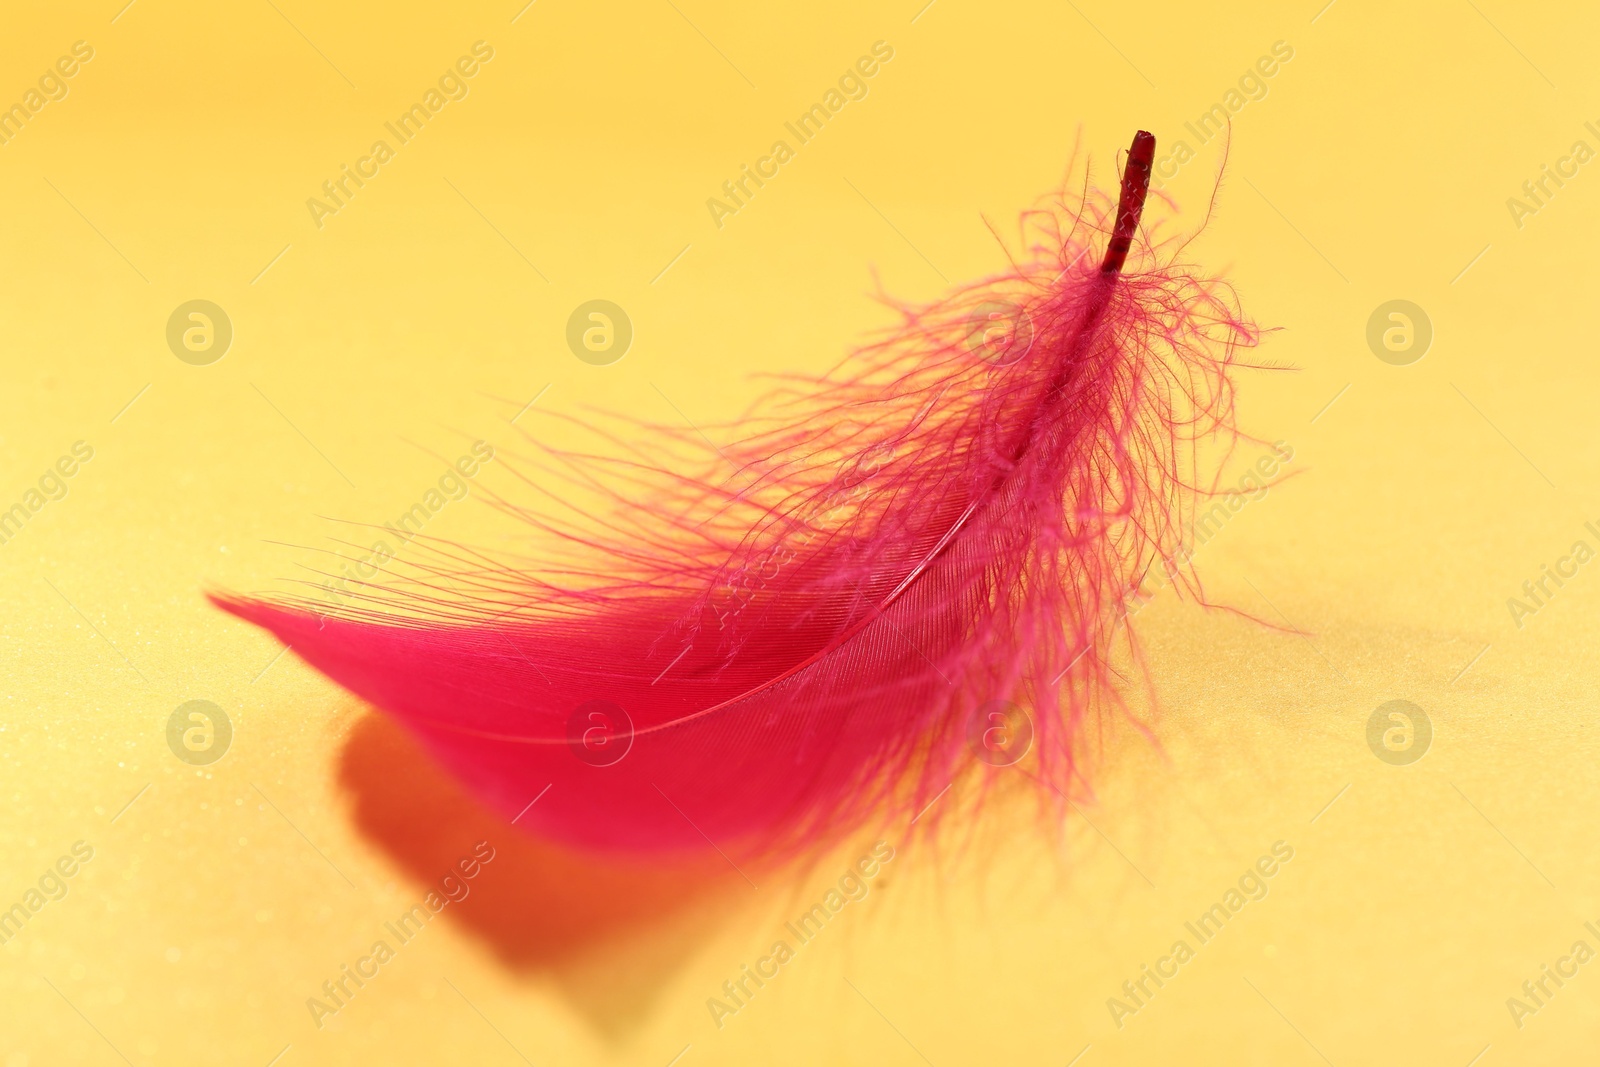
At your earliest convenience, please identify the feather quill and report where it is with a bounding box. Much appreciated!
[214,132,1254,862]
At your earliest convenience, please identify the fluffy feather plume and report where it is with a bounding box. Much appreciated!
[214,132,1255,862]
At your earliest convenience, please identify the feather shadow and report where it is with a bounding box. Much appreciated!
[336,711,752,1036]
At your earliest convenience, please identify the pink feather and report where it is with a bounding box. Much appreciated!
[213,132,1254,862]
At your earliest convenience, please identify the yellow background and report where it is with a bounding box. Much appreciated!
[3,0,1598,1063]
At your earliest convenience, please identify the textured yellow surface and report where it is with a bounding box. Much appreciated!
[3,1,1598,1064]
